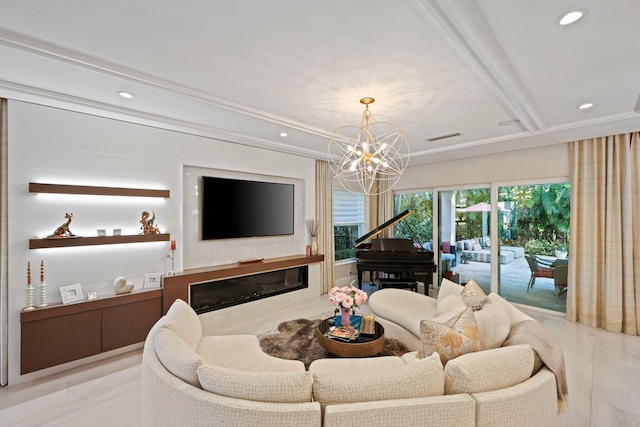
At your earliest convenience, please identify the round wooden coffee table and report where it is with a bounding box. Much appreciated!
[316,318,385,357]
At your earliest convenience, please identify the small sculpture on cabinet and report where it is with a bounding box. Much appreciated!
[140,211,160,234]
[113,276,134,295]
[48,213,76,238]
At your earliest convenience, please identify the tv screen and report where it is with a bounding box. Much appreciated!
[202,176,294,240]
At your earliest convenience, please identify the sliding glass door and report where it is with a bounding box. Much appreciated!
[437,187,491,295]
[497,183,570,312]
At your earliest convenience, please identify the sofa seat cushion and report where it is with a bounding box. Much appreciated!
[154,327,204,387]
[444,344,534,395]
[198,335,305,372]
[368,288,436,338]
[311,352,444,410]
[419,307,480,364]
[197,364,313,403]
[160,299,202,350]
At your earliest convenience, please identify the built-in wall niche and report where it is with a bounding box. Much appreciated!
[190,266,308,314]
[28,182,171,249]
[182,165,306,270]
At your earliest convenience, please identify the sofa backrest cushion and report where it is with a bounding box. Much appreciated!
[161,298,202,350]
[154,327,204,388]
[444,344,534,395]
[419,307,480,364]
[197,364,313,403]
[312,352,444,410]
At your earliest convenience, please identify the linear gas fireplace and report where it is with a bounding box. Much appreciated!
[190,266,308,314]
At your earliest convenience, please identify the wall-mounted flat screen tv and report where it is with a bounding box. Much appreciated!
[202,176,294,240]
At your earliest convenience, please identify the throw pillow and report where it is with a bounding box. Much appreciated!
[460,279,487,310]
[472,293,512,350]
[419,307,480,364]
[444,344,534,395]
[463,240,472,250]
[311,352,444,410]
[435,278,465,318]
[154,327,204,388]
[471,243,482,251]
[198,364,313,403]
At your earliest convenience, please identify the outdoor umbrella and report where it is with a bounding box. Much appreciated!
[456,202,510,240]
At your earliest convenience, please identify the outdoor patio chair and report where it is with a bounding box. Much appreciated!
[553,261,568,302]
[525,254,554,293]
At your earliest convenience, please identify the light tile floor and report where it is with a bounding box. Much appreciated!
[1,291,640,427]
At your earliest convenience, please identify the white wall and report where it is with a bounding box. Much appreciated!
[7,100,317,384]
[397,143,570,190]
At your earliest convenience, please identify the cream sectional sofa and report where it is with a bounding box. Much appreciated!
[367,280,564,426]
[142,293,562,427]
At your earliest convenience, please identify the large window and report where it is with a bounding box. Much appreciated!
[333,189,365,261]
[393,191,433,244]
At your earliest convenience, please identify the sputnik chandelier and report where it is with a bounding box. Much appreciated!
[328,97,409,195]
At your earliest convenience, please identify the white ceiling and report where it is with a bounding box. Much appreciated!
[1,0,639,165]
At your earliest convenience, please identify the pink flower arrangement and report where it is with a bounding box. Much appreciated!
[328,283,368,314]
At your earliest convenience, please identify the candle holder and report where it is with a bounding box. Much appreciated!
[24,286,35,311]
[166,250,176,276]
[37,283,48,307]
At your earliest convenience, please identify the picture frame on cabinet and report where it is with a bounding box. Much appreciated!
[60,283,84,304]
[144,272,162,289]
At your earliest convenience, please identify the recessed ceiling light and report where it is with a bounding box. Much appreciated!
[118,91,134,99]
[578,103,593,109]
[559,9,586,26]
[498,119,521,127]
[280,132,288,137]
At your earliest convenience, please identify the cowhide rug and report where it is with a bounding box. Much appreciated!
[258,318,410,369]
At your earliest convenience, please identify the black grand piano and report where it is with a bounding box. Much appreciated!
[355,210,437,293]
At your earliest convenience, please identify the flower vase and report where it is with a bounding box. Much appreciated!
[340,307,351,326]
[311,236,319,256]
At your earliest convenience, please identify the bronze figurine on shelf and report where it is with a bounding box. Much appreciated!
[140,211,160,234]
[48,213,76,238]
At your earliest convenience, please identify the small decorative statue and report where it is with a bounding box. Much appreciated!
[48,213,76,238]
[140,211,160,234]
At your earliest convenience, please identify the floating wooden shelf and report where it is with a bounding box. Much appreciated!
[29,233,170,249]
[29,182,170,198]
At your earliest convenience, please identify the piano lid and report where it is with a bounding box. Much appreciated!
[354,209,414,248]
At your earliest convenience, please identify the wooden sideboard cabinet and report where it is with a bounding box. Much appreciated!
[20,288,162,374]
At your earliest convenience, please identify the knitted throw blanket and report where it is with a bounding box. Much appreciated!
[504,320,569,411]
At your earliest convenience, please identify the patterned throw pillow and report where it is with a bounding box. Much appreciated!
[419,307,480,364]
[460,279,488,310]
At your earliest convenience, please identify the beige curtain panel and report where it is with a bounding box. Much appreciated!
[315,160,335,294]
[568,132,639,335]
[1,99,7,385]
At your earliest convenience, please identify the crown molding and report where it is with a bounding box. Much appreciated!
[413,0,546,132]
[0,78,328,160]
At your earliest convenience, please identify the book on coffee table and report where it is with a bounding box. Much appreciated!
[325,325,358,341]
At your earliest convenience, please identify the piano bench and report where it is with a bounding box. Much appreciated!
[378,278,419,293]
